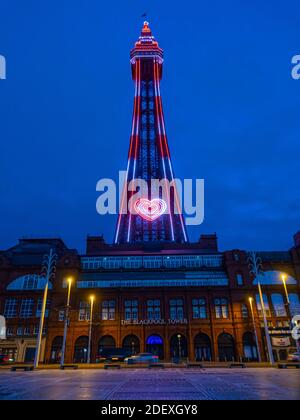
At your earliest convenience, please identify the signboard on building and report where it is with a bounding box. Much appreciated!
[121,318,188,326]
[271,337,291,347]
[0,316,6,340]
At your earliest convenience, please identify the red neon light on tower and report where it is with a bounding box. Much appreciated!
[115,22,188,244]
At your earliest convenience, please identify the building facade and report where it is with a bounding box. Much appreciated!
[0,233,299,364]
[1,23,299,365]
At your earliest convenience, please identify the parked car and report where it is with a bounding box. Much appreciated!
[124,353,159,365]
[96,348,131,363]
[287,352,300,362]
[0,355,13,365]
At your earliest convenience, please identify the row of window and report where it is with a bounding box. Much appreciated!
[81,255,223,270]
[256,293,300,317]
[4,294,299,321]
[75,298,231,321]
[6,326,47,337]
[4,298,50,319]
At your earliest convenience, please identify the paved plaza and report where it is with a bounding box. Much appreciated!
[0,368,299,400]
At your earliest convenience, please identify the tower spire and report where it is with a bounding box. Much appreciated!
[115,24,188,244]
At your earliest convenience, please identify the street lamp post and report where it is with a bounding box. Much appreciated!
[281,274,300,354]
[249,297,262,362]
[177,334,182,363]
[34,249,57,369]
[248,251,274,365]
[87,295,94,364]
[60,277,72,367]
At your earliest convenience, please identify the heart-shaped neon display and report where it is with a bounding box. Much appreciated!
[134,198,167,221]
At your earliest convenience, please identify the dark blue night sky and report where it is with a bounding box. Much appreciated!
[0,0,299,252]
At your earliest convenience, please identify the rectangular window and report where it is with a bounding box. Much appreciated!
[124,300,138,321]
[169,299,184,320]
[6,327,14,336]
[4,298,17,318]
[78,301,91,321]
[147,300,161,320]
[192,298,207,319]
[24,327,31,336]
[241,304,249,319]
[256,294,271,317]
[20,298,34,318]
[102,300,116,320]
[16,327,23,336]
[58,310,65,322]
[36,298,50,318]
[236,274,244,286]
[214,298,229,319]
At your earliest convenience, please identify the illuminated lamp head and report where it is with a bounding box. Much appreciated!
[134,198,167,222]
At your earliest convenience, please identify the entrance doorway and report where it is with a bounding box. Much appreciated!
[146,335,164,360]
[194,333,212,361]
[218,333,235,362]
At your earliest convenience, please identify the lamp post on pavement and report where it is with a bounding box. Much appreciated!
[249,297,262,362]
[60,277,72,367]
[281,274,300,354]
[87,295,94,364]
[248,251,274,365]
[34,249,57,369]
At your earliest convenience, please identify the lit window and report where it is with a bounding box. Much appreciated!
[214,298,229,319]
[102,300,116,320]
[169,299,184,320]
[192,299,207,319]
[256,294,271,317]
[6,327,14,336]
[24,327,31,336]
[78,301,91,321]
[271,294,287,317]
[147,300,161,320]
[124,300,138,321]
[36,298,50,318]
[288,294,300,316]
[236,274,244,286]
[4,298,17,318]
[20,298,34,318]
[241,304,249,319]
[23,275,38,290]
[58,310,65,322]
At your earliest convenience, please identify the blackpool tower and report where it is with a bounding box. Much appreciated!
[115,22,188,244]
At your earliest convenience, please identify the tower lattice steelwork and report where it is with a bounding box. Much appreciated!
[115,22,188,244]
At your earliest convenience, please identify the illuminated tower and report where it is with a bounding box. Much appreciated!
[115,22,188,244]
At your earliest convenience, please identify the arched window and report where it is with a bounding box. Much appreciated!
[218,333,235,362]
[243,332,258,362]
[122,335,140,355]
[194,333,212,361]
[170,334,188,359]
[271,294,286,317]
[98,335,116,351]
[253,271,297,285]
[146,335,164,360]
[50,336,63,363]
[73,336,89,363]
[7,274,53,291]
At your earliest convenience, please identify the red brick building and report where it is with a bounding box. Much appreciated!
[0,233,300,364]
